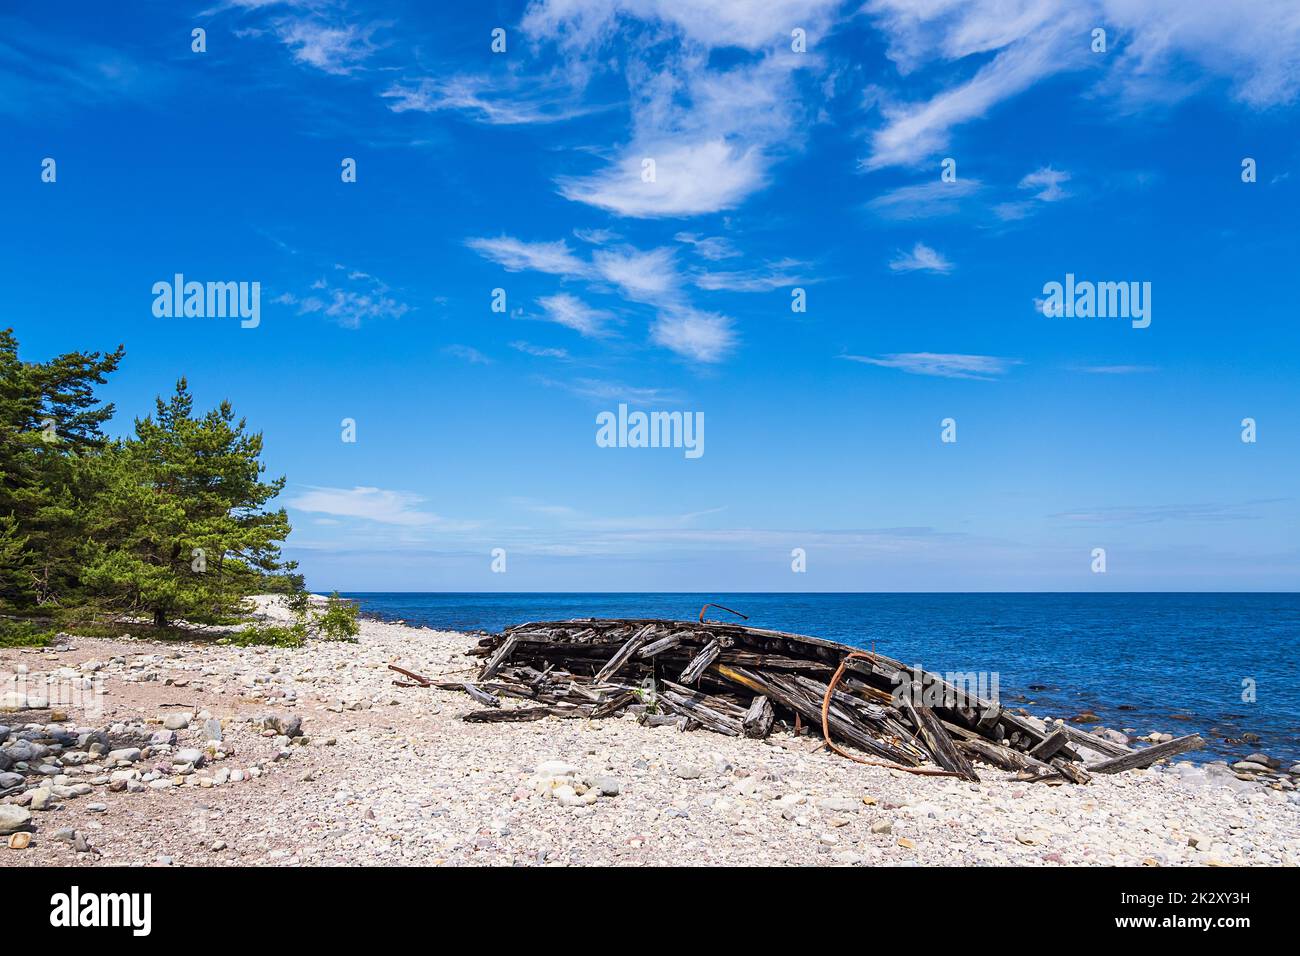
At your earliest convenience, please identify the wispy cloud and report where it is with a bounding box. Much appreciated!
[691,259,810,292]
[842,352,1019,380]
[272,17,380,75]
[526,1,843,217]
[651,308,737,364]
[510,340,570,360]
[538,377,676,404]
[888,242,953,274]
[1051,501,1284,525]
[288,486,466,528]
[591,247,680,302]
[866,179,984,220]
[274,265,411,328]
[1019,165,1071,201]
[559,139,770,218]
[382,72,599,125]
[1075,364,1158,375]
[674,232,741,260]
[465,236,590,277]
[535,293,617,338]
[442,344,493,365]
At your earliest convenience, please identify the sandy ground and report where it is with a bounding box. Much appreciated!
[2,597,1298,867]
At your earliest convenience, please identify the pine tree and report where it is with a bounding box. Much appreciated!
[79,379,293,628]
[0,329,123,611]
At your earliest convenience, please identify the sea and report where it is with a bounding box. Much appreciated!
[341,592,1300,766]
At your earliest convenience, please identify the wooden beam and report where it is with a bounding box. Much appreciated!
[1088,734,1204,774]
[1057,722,1133,758]
[592,625,655,684]
[679,640,721,684]
[479,632,521,680]
[461,683,500,708]
[900,697,980,781]
[1029,726,1071,761]
[742,695,775,739]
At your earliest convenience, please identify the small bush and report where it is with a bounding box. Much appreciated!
[315,592,359,642]
[0,619,55,648]
[223,622,306,648]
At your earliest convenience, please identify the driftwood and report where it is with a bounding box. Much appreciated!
[900,697,980,782]
[1088,734,1205,774]
[386,614,1202,786]
[743,696,775,739]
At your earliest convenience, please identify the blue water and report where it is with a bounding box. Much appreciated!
[343,592,1300,765]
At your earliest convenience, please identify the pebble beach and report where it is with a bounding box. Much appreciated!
[2,597,1298,868]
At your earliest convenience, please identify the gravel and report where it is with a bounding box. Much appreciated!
[2,594,1297,867]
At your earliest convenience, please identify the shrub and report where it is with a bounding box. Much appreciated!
[315,591,359,642]
[0,619,55,648]
[223,621,305,648]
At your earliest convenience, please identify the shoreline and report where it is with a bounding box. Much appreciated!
[349,596,1299,768]
[2,596,1298,867]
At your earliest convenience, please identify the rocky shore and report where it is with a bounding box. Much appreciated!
[2,597,1298,867]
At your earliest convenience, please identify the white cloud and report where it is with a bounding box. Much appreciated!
[888,242,953,274]
[442,344,493,364]
[650,307,736,363]
[573,227,621,245]
[465,236,591,277]
[535,293,617,337]
[522,0,843,54]
[866,178,983,219]
[510,340,570,359]
[674,232,741,260]
[539,377,675,404]
[842,352,1019,380]
[382,73,598,124]
[1100,0,1300,109]
[1018,165,1071,201]
[691,259,809,292]
[864,20,1083,169]
[524,2,840,217]
[862,0,1300,169]
[273,17,378,75]
[1076,364,1158,374]
[591,246,680,301]
[276,266,411,328]
[559,139,768,218]
[289,486,447,527]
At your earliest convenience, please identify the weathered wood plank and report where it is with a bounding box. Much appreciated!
[957,738,1054,773]
[592,624,655,683]
[1028,725,1071,761]
[479,632,521,680]
[659,689,742,736]
[679,640,721,684]
[742,695,775,739]
[900,697,980,781]
[1088,734,1204,774]
[1057,722,1133,758]
[461,683,500,708]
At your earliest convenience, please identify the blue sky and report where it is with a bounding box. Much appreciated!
[4,0,1299,591]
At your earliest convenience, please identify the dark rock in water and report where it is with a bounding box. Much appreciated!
[1169,714,1193,721]
[1070,711,1102,724]
[1245,752,1282,769]
[1117,704,1137,711]
[1028,684,1049,691]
